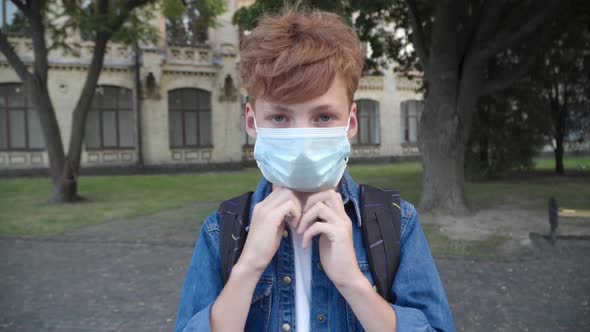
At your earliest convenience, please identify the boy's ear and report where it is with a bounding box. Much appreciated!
[347,103,358,140]
[245,102,257,140]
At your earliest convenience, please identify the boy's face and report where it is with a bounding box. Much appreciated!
[244,74,358,140]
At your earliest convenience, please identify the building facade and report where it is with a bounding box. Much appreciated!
[0,0,423,172]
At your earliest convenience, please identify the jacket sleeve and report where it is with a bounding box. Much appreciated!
[389,203,456,332]
[174,212,223,332]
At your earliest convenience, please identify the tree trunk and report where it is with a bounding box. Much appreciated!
[52,169,84,203]
[478,102,490,167]
[554,136,564,174]
[418,92,474,214]
[551,83,567,175]
[27,75,82,203]
[417,65,481,214]
[416,1,481,215]
[67,34,110,178]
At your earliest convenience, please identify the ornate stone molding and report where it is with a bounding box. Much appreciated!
[395,72,423,91]
[358,76,384,90]
[167,45,212,65]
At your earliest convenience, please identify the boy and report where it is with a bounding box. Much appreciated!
[174,7,455,332]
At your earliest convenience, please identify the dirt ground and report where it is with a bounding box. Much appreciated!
[1,202,589,331]
[421,204,590,242]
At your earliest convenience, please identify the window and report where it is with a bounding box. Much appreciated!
[85,86,134,149]
[401,100,424,143]
[0,83,45,150]
[0,0,29,35]
[165,1,209,46]
[352,99,380,145]
[168,88,212,148]
[240,95,255,147]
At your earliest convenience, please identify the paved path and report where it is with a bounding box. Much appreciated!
[1,204,589,331]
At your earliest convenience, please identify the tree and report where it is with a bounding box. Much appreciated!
[400,0,562,213]
[525,0,590,174]
[234,0,559,213]
[0,0,224,203]
[465,86,548,179]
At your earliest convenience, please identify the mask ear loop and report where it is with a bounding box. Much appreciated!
[344,111,351,164]
[345,111,352,132]
[252,112,259,133]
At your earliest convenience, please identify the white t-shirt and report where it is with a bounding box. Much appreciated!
[286,222,312,332]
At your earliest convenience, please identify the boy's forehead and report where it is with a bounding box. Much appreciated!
[257,77,350,112]
[268,103,339,113]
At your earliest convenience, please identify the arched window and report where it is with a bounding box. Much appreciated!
[168,88,212,148]
[353,99,380,145]
[400,100,424,143]
[85,86,134,149]
[0,83,45,150]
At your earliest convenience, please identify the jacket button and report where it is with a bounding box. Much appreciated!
[316,262,323,270]
[283,230,289,238]
[372,285,377,291]
[282,323,291,331]
[316,314,326,322]
[282,275,292,285]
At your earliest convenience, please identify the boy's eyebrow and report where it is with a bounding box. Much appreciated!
[270,104,337,113]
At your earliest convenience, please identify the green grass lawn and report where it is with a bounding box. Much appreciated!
[0,156,588,237]
[532,155,590,171]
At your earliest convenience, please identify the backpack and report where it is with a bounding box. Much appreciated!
[217,184,402,303]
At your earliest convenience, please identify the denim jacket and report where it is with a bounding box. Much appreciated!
[174,171,456,331]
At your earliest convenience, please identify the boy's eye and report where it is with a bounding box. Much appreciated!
[272,115,286,123]
[319,115,332,123]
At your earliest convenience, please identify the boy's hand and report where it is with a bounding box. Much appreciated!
[238,187,302,275]
[294,190,363,288]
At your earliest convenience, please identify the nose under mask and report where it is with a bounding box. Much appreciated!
[252,114,351,192]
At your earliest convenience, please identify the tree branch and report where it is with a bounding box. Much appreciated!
[472,0,559,63]
[0,31,31,80]
[66,0,155,176]
[405,0,429,75]
[457,0,485,62]
[479,41,541,96]
[461,0,504,71]
[472,0,503,45]
[28,0,49,84]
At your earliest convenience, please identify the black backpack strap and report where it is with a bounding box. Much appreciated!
[218,191,253,284]
[360,184,402,303]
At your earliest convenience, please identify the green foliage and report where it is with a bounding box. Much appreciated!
[20,0,225,56]
[192,0,227,28]
[465,89,548,180]
[466,0,590,178]
[165,0,227,46]
[527,0,590,149]
[231,0,417,75]
[162,0,186,19]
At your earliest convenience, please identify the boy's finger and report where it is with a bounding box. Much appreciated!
[301,221,333,249]
[303,190,344,214]
[274,199,301,227]
[271,189,303,226]
[297,202,341,235]
[262,186,290,208]
[263,188,302,220]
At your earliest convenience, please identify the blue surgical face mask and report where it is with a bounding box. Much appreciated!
[252,113,351,192]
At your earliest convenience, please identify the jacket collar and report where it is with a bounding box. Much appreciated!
[247,170,363,230]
